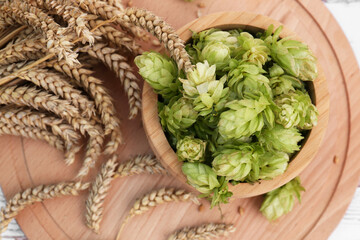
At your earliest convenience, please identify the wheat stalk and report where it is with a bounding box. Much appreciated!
[19,68,97,119]
[116,188,200,240]
[121,8,193,73]
[168,223,236,240]
[48,60,123,154]
[85,155,118,233]
[83,42,141,119]
[0,37,46,66]
[89,19,142,54]
[0,181,89,233]
[0,1,78,66]
[0,122,64,151]
[115,155,167,178]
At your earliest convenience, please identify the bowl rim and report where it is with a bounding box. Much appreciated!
[142,11,329,198]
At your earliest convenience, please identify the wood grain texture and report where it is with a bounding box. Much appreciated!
[142,11,330,198]
[0,0,359,239]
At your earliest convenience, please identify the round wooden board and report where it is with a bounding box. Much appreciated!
[0,0,359,239]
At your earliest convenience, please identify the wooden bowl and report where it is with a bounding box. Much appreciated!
[142,12,329,198]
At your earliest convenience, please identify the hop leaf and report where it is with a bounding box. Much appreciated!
[235,32,270,66]
[227,60,272,99]
[218,95,275,140]
[135,52,179,99]
[182,162,220,194]
[264,26,318,81]
[258,124,303,154]
[258,151,289,179]
[176,136,206,162]
[200,42,231,71]
[159,97,198,137]
[212,146,254,181]
[275,90,318,129]
[260,177,305,221]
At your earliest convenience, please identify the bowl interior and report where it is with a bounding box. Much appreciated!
[142,11,329,198]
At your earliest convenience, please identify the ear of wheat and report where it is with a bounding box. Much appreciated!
[116,188,200,240]
[168,223,236,240]
[85,155,118,233]
[115,154,167,178]
[82,42,141,119]
[0,182,89,233]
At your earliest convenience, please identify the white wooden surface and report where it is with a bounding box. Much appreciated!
[1,1,360,239]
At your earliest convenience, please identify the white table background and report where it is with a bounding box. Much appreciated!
[1,1,360,239]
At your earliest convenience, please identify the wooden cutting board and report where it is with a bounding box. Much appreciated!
[1,0,360,239]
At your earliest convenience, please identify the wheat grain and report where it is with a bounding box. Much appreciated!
[115,155,166,178]
[103,0,124,10]
[116,188,200,240]
[121,8,193,73]
[19,68,97,119]
[85,155,118,233]
[168,223,236,240]
[48,60,123,154]
[83,43,141,119]
[0,37,46,66]
[0,122,64,151]
[0,1,78,66]
[0,181,89,233]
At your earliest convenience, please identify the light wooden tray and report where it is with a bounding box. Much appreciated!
[0,0,359,239]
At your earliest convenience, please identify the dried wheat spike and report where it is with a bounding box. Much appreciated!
[89,19,142,54]
[116,188,200,240]
[121,8,194,73]
[0,181,89,233]
[0,106,80,144]
[115,155,166,178]
[0,61,30,77]
[0,84,78,124]
[12,27,37,43]
[78,133,104,178]
[49,60,123,154]
[0,122,64,151]
[85,155,118,233]
[19,68,97,119]
[74,0,142,38]
[168,223,236,240]
[0,37,46,66]
[83,43,141,119]
[104,0,124,10]
[28,0,96,44]
[0,1,78,65]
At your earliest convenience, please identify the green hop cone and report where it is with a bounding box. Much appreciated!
[227,60,272,99]
[235,32,270,66]
[258,124,303,154]
[212,146,254,181]
[182,162,220,194]
[200,42,231,71]
[181,61,216,97]
[218,95,275,140]
[258,151,289,180]
[159,97,198,137]
[176,136,206,162]
[270,74,304,96]
[275,90,318,129]
[265,26,318,81]
[192,29,238,52]
[269,63,285,77]
[260,177,305,221]
[135,52,179,99]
